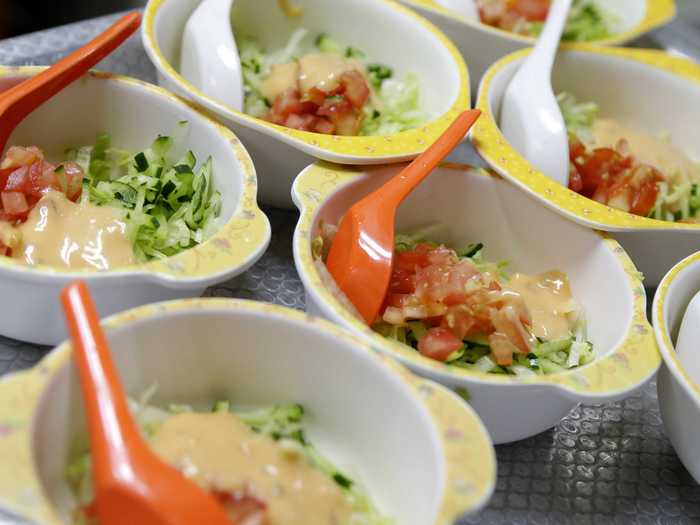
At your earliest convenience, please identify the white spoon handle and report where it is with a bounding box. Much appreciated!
[524,0,572,75]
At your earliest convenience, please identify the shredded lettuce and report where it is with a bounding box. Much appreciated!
[557,91,599,143]
[66,394,390,525]
[66,126,221,262]
[236,31,427,135]
[528,0,614,41]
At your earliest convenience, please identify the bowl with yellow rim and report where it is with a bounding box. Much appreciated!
[291,161,660,444]
[398,0,675,93]
[142,0,470,208]
[473,44,700,287]
[0,297,496,524]
[653,252,700,484]
[0,67,270,346]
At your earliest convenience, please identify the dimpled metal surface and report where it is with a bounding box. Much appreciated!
[0,10,699,524]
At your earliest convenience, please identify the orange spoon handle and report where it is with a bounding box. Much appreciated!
[0,12,141,150]
[61,281,147,486]
[370,109,480,208]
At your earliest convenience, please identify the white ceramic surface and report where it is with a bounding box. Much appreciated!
[476,46,700,286]
[653,252,700,484]
[292,162,660,444]
[400,0,675,94]
[674,290,700,386]
[499,0,571,186]
[0,298,496,525]
[142,0,470,208]
[0,68,270,346]
[180,0,244,111]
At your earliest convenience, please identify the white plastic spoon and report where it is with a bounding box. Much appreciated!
[674,289,700,385]
[499,0,572,187]
[438,0,479,21]
[180,0,243,112]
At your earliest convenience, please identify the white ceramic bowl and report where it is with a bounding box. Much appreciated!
[142,0,471,208]
[399,0,676,93]
[653,252,700,484]
[474,45,700,287]
[0,67,270,346]
[292,161,661,444]
[0,298,496,524]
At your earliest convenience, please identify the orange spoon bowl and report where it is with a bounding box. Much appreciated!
[0,298,496,525]
[292,161,660,444]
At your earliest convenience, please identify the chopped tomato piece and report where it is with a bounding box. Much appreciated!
[417,327,463,361]
[1,191,29,217]
[340,71,370,109]
[306,86,327,106]
[313,117,335,135]
[0,145,43,169]
[3,166,29,193]
[489,332,518,366]
[510,0,550,21]
[213,491,268,525]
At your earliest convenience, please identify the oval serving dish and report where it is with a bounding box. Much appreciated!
[653,252,700,484]
[474,45,700,287]
[0,67,270,346]
[142,0,470,207]
[292,161,661,444]
[398,0,675,93]
[0,298,496,525]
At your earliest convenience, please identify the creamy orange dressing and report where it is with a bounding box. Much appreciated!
[503,271,575,340]
[1,190,135,270]
[262,53,367,101]
[591,119,699,183]
[151,412,354,525]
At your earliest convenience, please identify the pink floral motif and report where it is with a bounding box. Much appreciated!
[445,427,464,440]
[0,422,15,437]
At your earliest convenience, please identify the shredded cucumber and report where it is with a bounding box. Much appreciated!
[66,126,221,262]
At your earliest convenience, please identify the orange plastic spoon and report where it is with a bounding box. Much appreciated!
[0,12,142,154]
[61,281,234,525]
[326,109,481,324]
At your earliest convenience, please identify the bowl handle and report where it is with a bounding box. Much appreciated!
[411,378,497,523]
[0,368,60,525]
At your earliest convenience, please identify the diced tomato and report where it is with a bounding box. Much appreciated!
[489,332,518,366]
[313,117,335,135]
[417,327,463,362]
[389,268,416,294]
[213,491,268,525]
[395,249,431,271]
[0,145,43,169]
[27,159,58,196]
[340,71,370,109]
[306,86,328,106]
[568,166,583,193]
[441,306,475,340]
[1,191,29,218]
[568,136,586,161]
[59,162,84,201]
[284,113,317,132]
[384,293,412,309]
[3,166,29,193]
[510,0,550,21]
[317,97,353,118]
[271,88,304,118]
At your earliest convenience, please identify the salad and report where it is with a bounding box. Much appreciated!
[314,225,594,375]
[67,391,390,525]
[477,0,614,41]
[559,92,700,222]
[237,29,427,136]
[0,126,221,270]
